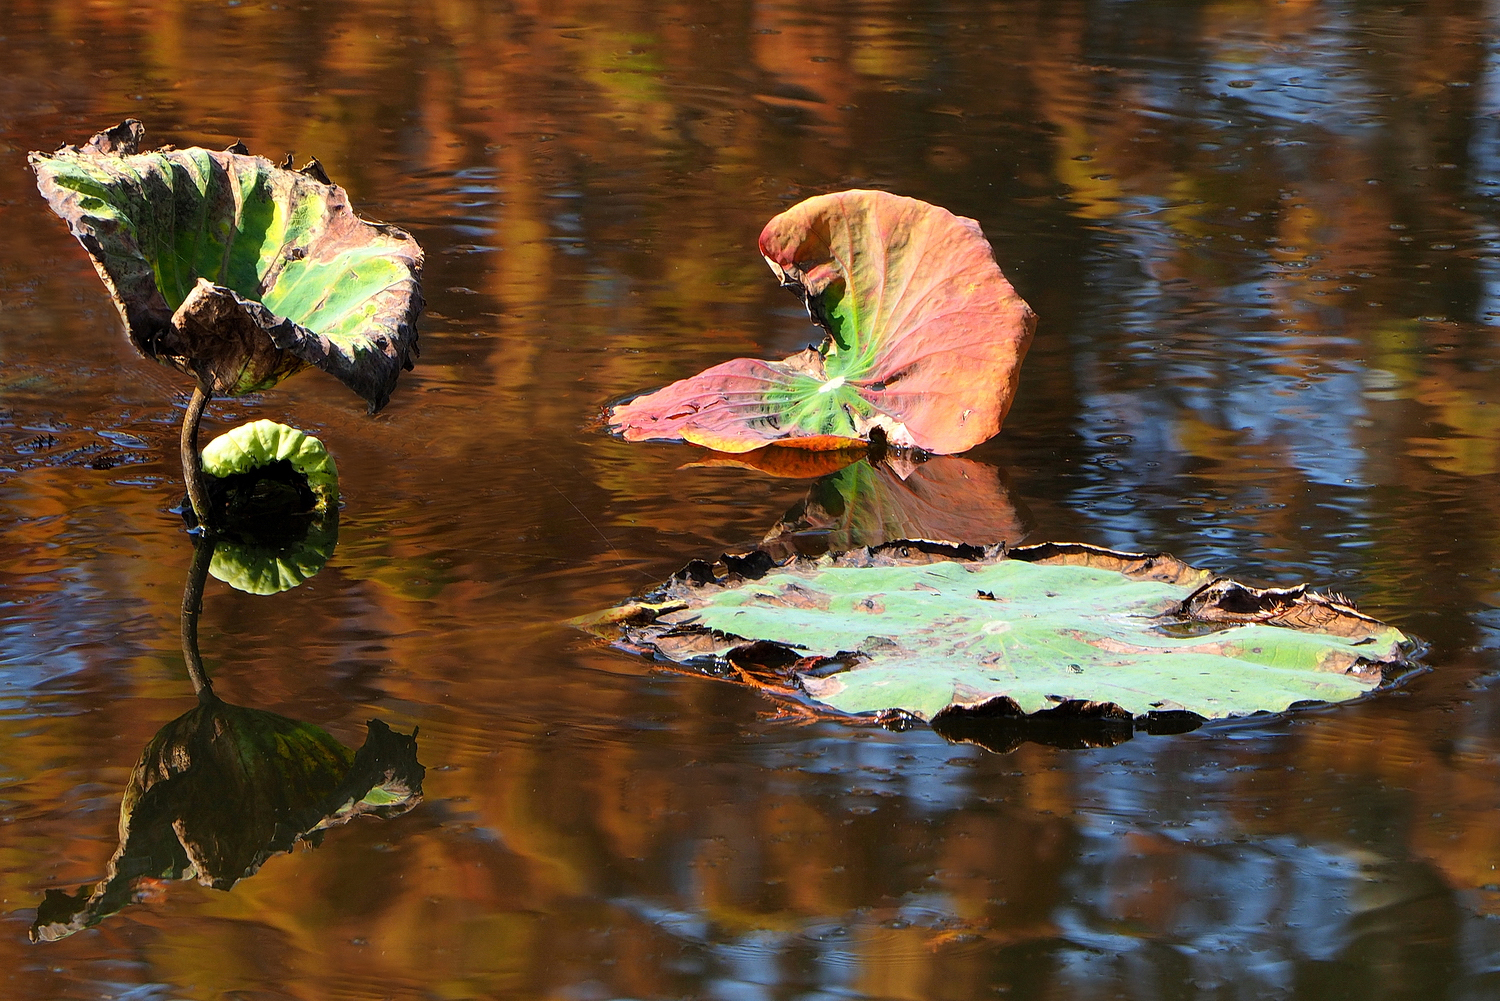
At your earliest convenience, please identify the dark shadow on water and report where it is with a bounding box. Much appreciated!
[930,704,1206,754]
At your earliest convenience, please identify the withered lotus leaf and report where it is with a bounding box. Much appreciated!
[29,120,422,411]
[610,189,1036,454]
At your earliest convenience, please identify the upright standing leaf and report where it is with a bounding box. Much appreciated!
[610,190,1035,453]
[29,120,422,411]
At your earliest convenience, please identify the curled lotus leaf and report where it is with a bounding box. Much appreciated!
[200,419,339,511]
[195,420,340,592]
[610,189,1036,454]
[30,709,422,942]
[29,120,422,411]
[586,542,1418,727]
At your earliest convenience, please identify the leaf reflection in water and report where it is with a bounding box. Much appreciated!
[764,454,1035,557]
[30,534,424,943]
[685,450,1035,556]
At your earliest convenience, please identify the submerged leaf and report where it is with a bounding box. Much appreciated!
[610,190,1035,454]
[30,708,422,942]
[30,120,422,411]
[589,542,1415,726]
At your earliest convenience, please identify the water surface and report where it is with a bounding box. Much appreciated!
[5,1,1500,998]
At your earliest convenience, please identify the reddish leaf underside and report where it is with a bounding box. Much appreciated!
[609,190,1036,454]
[684,444,866,479]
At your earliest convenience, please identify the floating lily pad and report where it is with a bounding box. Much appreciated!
[30,120,422,411]
[30,710,423,942]
[609,189,1035,454]
[587,542,1417,727]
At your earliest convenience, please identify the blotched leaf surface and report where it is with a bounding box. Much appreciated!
[30,121,422,410]
[610,190,1035,453]
[601,546,1412,722]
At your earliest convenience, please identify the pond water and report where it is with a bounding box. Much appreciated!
[5,0,1500,997]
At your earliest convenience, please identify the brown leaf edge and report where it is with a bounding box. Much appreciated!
[580,540,1427,751]
[32,120,423,413]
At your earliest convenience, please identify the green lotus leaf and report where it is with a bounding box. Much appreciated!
[201,419,338,511]
[591,542,1416,725]
[30,709,422,943]
[29,120,422,411]
[187,420,340,591]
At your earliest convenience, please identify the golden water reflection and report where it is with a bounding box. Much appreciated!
[5,0,1500,998]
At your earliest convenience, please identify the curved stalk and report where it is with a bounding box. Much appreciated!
[180,532,219,703]
[181,382,214,531]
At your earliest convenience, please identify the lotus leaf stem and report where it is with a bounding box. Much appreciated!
[181,382,214,532]
[180,533,218,703]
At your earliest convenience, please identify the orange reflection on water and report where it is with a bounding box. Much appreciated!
[6,1,1500,999]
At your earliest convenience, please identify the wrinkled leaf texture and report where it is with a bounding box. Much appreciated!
[208,514,339,595]
[200,419,339,511]
[596,543,1415,724]
[29,120,422,411]
[610,189,1035,454]
[191,421,340,590]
